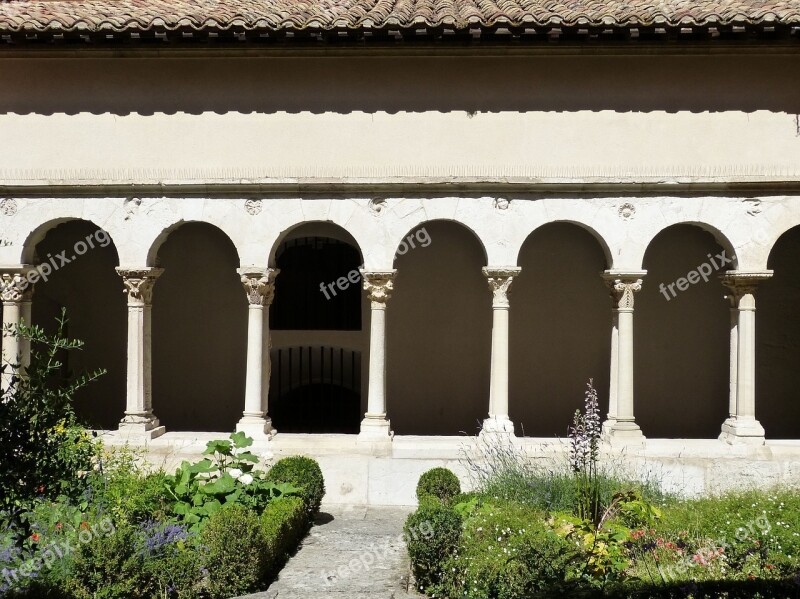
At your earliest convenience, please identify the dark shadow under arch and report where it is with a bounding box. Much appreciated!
[510,222,610,437]
[152,222,246,432]
[636,224,729,438]
[757,226,800,439]
[388,220,490,435]
[29,220,126,429]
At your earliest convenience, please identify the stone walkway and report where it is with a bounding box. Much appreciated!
[238,505,422,599]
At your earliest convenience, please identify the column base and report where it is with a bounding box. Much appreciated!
[358,414,393,439]
[118,414,165,440]
[480,416,515,436]
[601,418,617,436]
[236,415,277,439]
[604,420,645,445]
[719,417,765,445]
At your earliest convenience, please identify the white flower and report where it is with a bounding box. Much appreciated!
[239,473,254,485]
[262,450,275,461]
[229,468,243,479]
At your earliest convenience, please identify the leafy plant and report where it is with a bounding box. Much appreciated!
[164,432,298,532]
[405,499,463,593]
[416,467,461,505]
[265,456,325,517]
[0,312,103,541]
[260,495,307,579]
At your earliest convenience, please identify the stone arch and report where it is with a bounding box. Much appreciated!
[146,218,241,268]
[26,219,125,428]
[636,220,739,272]
[21,217,120,265]
[267,220,366,269]
[635,223,730,438]
[756,225,800,438]
[515,219,613,271]
[391,218,487,268]
[510,221,611,436]
[387,220,491,435]
[150,221,246,431]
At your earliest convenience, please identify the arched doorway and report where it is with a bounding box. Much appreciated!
[510,222,610,437]
[388,220,490,435]
[756,226,800,439]
[151,222,246,432]
[28,220,126,429]
[269,223,365,433]
[636,224,731,438]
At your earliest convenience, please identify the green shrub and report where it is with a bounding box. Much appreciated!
[90,449,170,527]
[416,467,461,504]
[69,522,155,599]
[261,495,307,578]
[202,505,269,598]
[266,456,325,516]
[405,499,463,593]
[0,314,103,527]
[437,501,581,599]
[164,433,300,532]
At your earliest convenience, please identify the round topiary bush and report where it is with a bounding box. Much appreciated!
[405,500,463,593]
[416,467,461,504]
[266,456,325,516]
[202,505,269,599]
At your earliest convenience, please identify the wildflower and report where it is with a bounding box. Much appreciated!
[229,468,243,479]
[239,473,254,485]
[31,533,40,542]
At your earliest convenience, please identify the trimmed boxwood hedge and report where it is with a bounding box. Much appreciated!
[266,456,325,516]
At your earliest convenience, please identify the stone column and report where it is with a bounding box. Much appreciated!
[481,267,521,435]
[1,268,34,389]
[116,267,164,438]
[237,267,279,438]
[719,271,772,443]
[602,271,645,440]
[358,270,396,440]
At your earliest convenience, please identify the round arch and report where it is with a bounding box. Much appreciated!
[391,218,487,268]
[515,219,613,270]
[21,217,120,265]
[268,220,366,269]
[146,219,241,268]
[636,220,739,272]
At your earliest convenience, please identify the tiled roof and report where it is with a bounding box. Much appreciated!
[1,0,799,43]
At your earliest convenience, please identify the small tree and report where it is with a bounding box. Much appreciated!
[0,310,104,523]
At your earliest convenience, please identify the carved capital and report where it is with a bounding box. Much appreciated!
[116,267,164,306]
[360,270,396,307]
[603,271,645,311]
[238,267,279,306]
[721,271,772,309]
[482,267,521,308]
[1,268,35,304]
[721,271,772,299]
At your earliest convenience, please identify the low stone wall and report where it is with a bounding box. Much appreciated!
[104,432,800,507]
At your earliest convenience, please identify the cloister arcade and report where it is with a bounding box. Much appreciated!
[1,194,799,445]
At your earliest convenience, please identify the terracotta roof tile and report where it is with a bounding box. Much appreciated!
[1,0,799,38]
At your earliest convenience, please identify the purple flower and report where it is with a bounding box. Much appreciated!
[138,521,190,557]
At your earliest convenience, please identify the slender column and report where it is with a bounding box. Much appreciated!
[602,271,645,440]
[1,268,34,390]
[237,267,279,437]
[719,271,772,443]
[358,270,396,440]
[481,267,520,435]
[602,310,620,434]
[116,267,164,438]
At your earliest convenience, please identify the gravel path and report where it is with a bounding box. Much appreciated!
[237,505,422,599]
